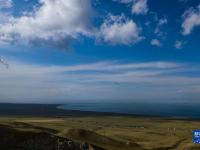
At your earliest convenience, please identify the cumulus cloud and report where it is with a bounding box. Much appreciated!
[182,4,200,35]
[132,0,148,15]
[0,0,93,49]
[0,0,147,48]
[151,39,161,47]
[113,0,148,15]
[175,40,184,49]
[99,14,143,45]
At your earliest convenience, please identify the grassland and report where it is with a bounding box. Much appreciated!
[0,116,200,150]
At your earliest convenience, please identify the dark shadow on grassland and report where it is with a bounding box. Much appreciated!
[0,124,106,150]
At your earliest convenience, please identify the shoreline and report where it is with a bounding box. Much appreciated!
[0,103,150,118]
[0,103,199,121]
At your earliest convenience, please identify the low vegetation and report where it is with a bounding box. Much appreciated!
[0,116,200,150]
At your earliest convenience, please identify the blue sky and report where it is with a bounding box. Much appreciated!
[0,0,200,103]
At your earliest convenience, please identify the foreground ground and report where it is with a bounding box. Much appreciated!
[0,116,200,150]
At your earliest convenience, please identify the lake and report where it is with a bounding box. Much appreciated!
[58,102,200,119]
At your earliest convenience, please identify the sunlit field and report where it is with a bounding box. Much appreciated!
[1,116,200,150]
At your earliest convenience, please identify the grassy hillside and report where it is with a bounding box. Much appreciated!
[0,116,200,150]
[0,124,87,150]
[62,128,143,150]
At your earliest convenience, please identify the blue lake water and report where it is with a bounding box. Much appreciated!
[58,103,200,119]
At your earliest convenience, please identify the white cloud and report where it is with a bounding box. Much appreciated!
[0,0,93,48]
[175,40,184,49]
[0,0,12,9]
[0,11,10,24]
[150,39,161,47]
[182,4,200,35]
[132,0,148,15]
[99,14,143,45]
[0,59,200,102]
[112,0,149,15]
[158,18,168,26]
[0,0,12,24]
[154,17,168,37]
[0,58,9,68]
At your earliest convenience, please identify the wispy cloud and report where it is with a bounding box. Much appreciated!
[154,17,168,37]
[0,59,200,102]
[0,0,12,9]
[112,0,132,4]
[150,39,161,47]
[175,40,185,49]
[132,0,148,15]
[158,18,168,26]
[0,58,9,68]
